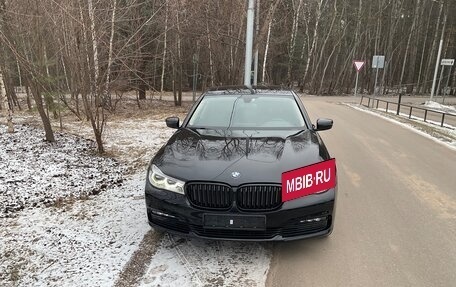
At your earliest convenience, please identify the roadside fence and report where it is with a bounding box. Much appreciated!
[360,94,456,128]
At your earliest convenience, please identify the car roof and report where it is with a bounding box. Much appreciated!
[205,85,295,96]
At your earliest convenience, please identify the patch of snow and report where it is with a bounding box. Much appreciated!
[140,234,272,287]
[0,117,273,287]
[0,124,125,217]
[423,101,456,114]
[0,121,164,286]
[0,173,149,286]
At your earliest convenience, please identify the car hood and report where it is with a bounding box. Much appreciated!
[153,128,330,185]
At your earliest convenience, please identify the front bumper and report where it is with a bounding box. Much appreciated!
[145,182,336,242]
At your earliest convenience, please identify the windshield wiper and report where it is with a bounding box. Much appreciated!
[227,95,243,130]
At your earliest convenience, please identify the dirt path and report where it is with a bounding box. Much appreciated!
[114,230,164,287]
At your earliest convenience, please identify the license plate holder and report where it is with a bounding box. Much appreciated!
[203,214,266,230]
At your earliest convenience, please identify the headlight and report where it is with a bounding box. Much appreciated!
[148,164,185,194]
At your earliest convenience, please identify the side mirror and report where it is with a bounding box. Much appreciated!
[165,117,180,129]
[315,118,333,131]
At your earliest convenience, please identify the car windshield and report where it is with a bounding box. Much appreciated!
[187,94,306,129]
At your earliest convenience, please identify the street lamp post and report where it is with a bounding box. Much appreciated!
[244,0,255,87]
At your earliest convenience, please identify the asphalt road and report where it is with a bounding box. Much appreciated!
[266,97,456,287]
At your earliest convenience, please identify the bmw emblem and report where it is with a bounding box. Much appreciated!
[231,171,241,178]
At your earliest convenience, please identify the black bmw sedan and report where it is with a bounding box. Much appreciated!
[145,86,336,241]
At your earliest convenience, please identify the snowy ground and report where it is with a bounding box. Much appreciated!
[1,107,272,287]
[0,173,149,286]
[140,235,271,287]
[0,124,124,216]
[423,100,456,114]
[0,114,172,286]
[0,122,151,286]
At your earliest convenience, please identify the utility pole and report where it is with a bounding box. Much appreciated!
[430,10,447,102]
[253,0,260,86]
[244,0,255,87]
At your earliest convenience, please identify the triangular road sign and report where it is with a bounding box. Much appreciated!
[353,61,365,72]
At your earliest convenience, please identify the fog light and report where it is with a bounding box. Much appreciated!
[150,209,176,219]
[300,216,326,223]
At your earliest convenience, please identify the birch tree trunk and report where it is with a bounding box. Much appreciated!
[310,0,336,93]
[229,12,234,84]
[318,6,347,94]
[29,76,55,142]
[287,0,303,86]
[371,5,382,95]
[381,0,401,94]
[205,3,214,87]
[354,0,362,58]
[416,2,433,95]
[422,3,443,93]
[160,2,168,95]
[25,84,32,111]
[233,14,245,85]
[399,0,421,93]
[88,0,100,100]
[104,0,117,109]
[0,70,13,133]
[174,2,183,106]
[79,0,93,116]
[405,1,421,93]
[261,18,272,84]
[16,59,22,87]
[87,0,105,153]
[301,0,324,92]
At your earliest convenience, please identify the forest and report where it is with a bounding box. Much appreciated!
[0,0,455,152]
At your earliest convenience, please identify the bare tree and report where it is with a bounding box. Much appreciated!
[0,0,454,140]
[0,69,13,133]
